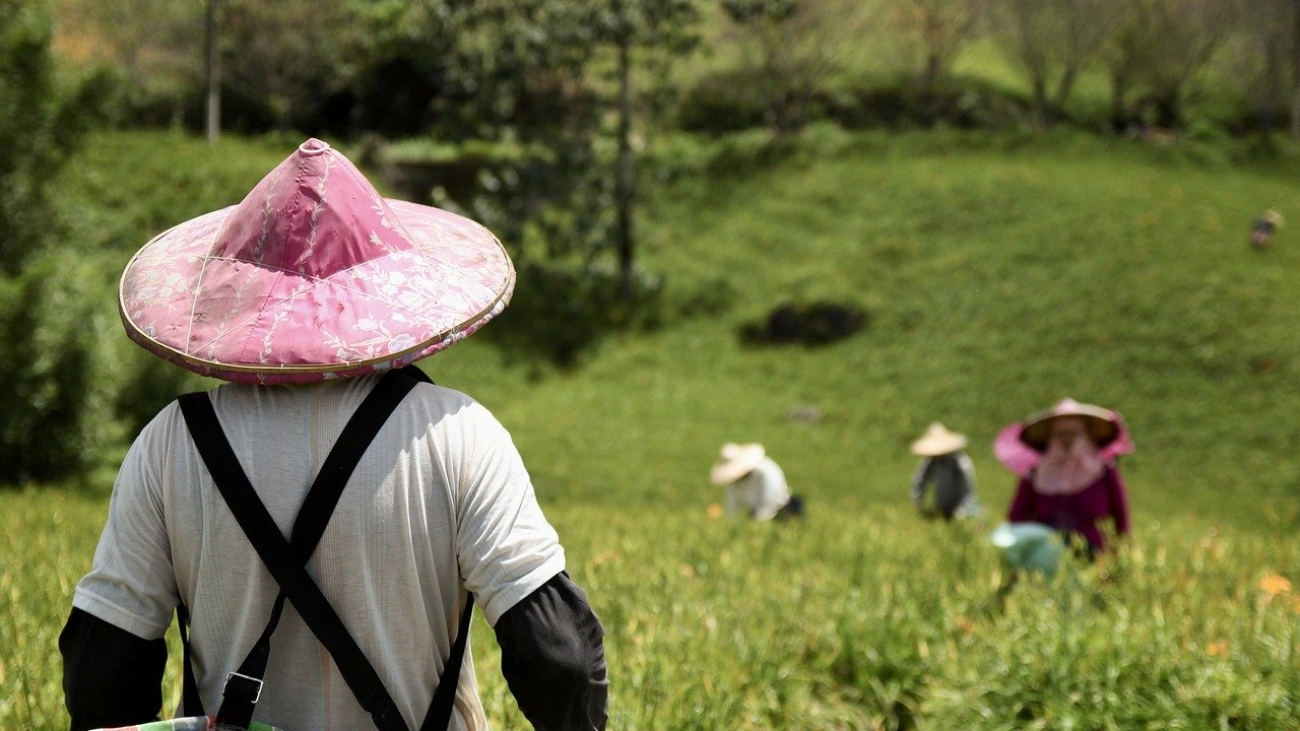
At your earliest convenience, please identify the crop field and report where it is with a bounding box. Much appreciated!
[4,490,1299,730]
[3,128,1300,729]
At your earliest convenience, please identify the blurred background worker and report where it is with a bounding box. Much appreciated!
[909,422,980,521]
[999,398,1133,558]
[710,442,803,521]
[1249,209,1284,248]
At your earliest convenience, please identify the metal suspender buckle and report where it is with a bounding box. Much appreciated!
[224,671,264,703]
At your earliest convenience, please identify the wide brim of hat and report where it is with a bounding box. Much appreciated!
[910,431,967,456]
[120,199,514,384]
[710,444,766,486]
[1018,402,1120,451]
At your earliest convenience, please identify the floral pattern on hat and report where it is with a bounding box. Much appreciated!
[119,140,514,384]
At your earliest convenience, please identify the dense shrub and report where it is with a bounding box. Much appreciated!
[76,63,201,131]
[488,260,666,371]
[5,131,289,486]
[822,79,1035,132]
[0,0,93,275]
[676,68,780,135]
[0,256,122,484]
[677,68,1039,136]
[0,0,111,485]
[740,300,868,347]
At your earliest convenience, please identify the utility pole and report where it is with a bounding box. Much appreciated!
[206,0,220,143]
[1292,0,1300,139]
[613,0,636,299]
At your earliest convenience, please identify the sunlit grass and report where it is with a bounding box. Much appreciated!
[7,490,1298,730]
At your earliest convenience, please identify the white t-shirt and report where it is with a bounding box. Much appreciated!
[72,374,566,731]
[724,457,791,521]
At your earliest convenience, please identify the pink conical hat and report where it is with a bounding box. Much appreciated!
[993,398,1135,476]
[119,138,514,384]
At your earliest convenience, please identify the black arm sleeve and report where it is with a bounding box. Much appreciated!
[59,607,168,731]
[493,572,608,731]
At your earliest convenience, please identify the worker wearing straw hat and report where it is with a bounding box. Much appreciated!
[1250,209,1284,248]
[909,423,980,521]
[711,442,802,521]
[1000,397,1132,557]
[60,140,607,731]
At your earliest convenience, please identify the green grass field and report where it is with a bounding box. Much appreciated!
[4,128,1300,729]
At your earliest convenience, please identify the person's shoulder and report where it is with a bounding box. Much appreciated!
[134,391,194,440]
[756,456,787,477]
[409,379,482,411]
[406,380,512,433]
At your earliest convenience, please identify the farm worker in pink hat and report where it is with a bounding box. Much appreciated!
[60,139,607,731]
[997,398,1133,557]
[710,443,803,521]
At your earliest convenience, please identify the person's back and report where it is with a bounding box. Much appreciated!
[76,377,564,728]
[912,452,977,520]
[908,423,977,520]
[61,139,607,731]
[725,456,792,521]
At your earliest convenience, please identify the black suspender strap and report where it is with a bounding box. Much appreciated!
[421,591,474,731]
[177,366,472,731]
[176,603,205,716]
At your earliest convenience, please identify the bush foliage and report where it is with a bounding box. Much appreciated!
[0,0,114,483]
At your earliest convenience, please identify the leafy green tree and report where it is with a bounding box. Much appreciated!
[342,1,700,362]
[0,257,122,486]
[597,0,700,296]
[987,0,1111,127]
[1128,0,1243,130]
[1241,0,1300,138]
[875,0,983,92]
[1,0,83,275]
[53,0,201,127]
[219,0,353,132]
[1098,0,1151,132]
[719,0,859,133]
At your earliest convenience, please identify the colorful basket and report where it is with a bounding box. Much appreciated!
[93,718,283,731]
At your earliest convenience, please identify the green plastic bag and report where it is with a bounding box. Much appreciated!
[991,522,1064,578]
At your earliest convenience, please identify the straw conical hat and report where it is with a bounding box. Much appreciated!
[909,422,967,456]
[710,442,766,486]
[1018,398,1120,451]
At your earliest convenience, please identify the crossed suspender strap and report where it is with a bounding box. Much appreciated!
[176,366,474,731]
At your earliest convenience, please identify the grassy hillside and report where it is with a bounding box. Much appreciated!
[48,129,1300,530]
[6,128,1299,731]
[438,129,1300,531]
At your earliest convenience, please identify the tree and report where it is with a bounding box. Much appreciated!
[1,0,85,275]
[876,0,984,92]
[720,0,859,133]
[206,0,219,141]
[1234,0,1300,138]
[52,0,201,126]
[1097,0,1150,132]
[219,0,353,132]
[53,0,198,88]
[1293,0,1300,138]
[598,0,700,297]
[1127,0,1243,130]
[987,0,1110,127]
